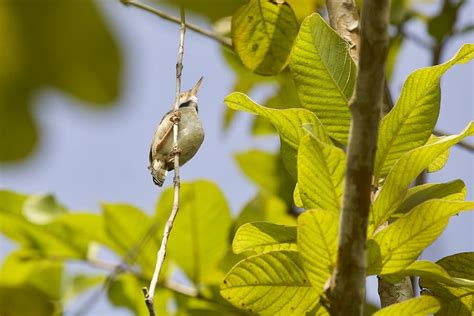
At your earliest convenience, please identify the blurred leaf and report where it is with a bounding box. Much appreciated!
[373,295,440,316]
[427,0,461,42]
[233,222,297,255]
[287,0,323,23]
[426,135,450,173]
[0,190,94,259]
[298,134,345,212]
[232,0,298,75]
[22,194,67,224]
[63,274,105,303]
[394,179,466,216]
[371,121,474,233]
[235,149,295,203]
[0,250,62,300]
[0,0,121,162]
[253,72,303,136]
[233,193,296,234]
[368,200,474,275]
[108,273,162,316]
[103,203,159,274]
[155,180,232,284]
[293,183,303,208]
[386,34,403,81]
[0,286,56,316]
[221,250,319,314]
[297,210,338,293]
[420,253,474,316]
[289,13,356,144]
[374,44,474,179]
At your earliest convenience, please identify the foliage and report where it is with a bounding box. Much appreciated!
[0,0,121,162]
[1,0,473,315]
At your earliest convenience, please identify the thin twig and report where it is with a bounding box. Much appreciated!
[143,6,186,316]
[326,0,390,315]
[120,0,232,49]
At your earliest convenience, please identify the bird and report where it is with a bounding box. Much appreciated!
[148,77,205,186]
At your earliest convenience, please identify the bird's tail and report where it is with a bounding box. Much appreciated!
[150,160,168,187]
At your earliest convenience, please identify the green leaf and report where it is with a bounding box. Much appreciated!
[298,134,345,212]
[0,250,62,300]
[235,150,295,204]
[0,286,56,316]
[294,183,303,207]
[221,250,319,315]
[103,203,159,273]
[385,260,474,289]
[0,191,92,259]
[63,274,105,303]
[233,193,296,235]
[155,180,232,284]
[108,273,161,316]
[368,200,474,275]
[225,92,330,148]
[374,44,474,178]
[426,135,450,173]
[371,121,474,232]
[232,0,298,75]
[373,296,440,316]
[22,194,67,224]
[0,0,121,162]
[297,210,338,292]
[394,180,466,216]
[233,222,297,255]
[289,13,356,143]
[420,253,474,316]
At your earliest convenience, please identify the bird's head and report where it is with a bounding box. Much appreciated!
[179,76,203,112]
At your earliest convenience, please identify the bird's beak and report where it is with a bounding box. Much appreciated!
[191,76,204,96]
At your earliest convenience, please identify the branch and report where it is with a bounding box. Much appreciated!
[326,0,360,62]
[120,0,232,49]
[143,6,186,316]
[327,0,389,315]
[378,276,414,307]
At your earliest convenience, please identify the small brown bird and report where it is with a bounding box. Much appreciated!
[148,77,205,186]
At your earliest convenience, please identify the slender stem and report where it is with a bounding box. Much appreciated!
[143,6,186,316]
[120,0,232,48]
[326,0,390,315]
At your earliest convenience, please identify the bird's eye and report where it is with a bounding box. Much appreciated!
[179,101,191,108]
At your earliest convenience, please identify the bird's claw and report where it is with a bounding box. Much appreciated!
[170,110,181,123]
[172,147,182,156]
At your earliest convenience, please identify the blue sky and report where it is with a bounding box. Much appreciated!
[0,0,473,314]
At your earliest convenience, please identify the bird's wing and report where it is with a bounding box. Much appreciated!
[151,111,174,155]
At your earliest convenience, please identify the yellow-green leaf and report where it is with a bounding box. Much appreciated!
[221,250,319,315]
[374,44,474,178]
[297,210,338,292]
[420,253,474,316]
[385,260,474,289]
[373,296,440,316]
[232,0,298,75]
[155,180,232,284]
[371,121,474,232]
[225,92,330,148]
[233,222,297,255]
[394,179,466,216]
[426,135,450,173]
[289,13,356,143]
[368,200,474,275]
[298,134,345,212]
